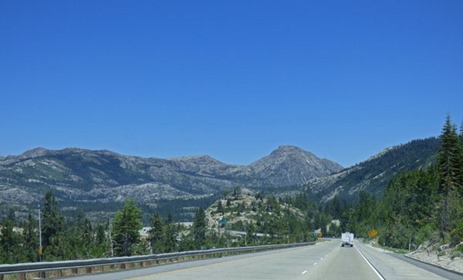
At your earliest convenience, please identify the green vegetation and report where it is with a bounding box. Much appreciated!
[342,116,463,253]
[206,191,318,245]
[312,137,440,203]
[1,116,461,264]
[0,189,323,263]
[111,198,143,256]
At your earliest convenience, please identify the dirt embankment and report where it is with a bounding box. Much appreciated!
[406,242,463,274]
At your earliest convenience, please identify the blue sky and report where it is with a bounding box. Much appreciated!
[1,1,462,167]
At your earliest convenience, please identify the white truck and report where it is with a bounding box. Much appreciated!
[341,232,354,247]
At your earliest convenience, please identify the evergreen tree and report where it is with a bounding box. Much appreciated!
[192,207,206,249]
[163,213,177,253]
[233,186,242,199]
[41,191,64,259]
[92,223,107,257]
[217,200,224,214]
[0,211,21,263]
[81,218,93,244]
[380,168,438,248]
[148,213,164,253]
[330,195,342,219]
[21,213,39,262]
[69,210,95,258]
[293,192,308,210]
[437,116,462,240]
[112,198,143,256]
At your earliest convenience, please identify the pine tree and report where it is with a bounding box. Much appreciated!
[192,207,206,249]
[217,200,224,214]
[0,211,20,263]
[21,213,39,262]
[163,213,177,253]
[41,191,64,259]
[330,195,342,219]
[112,198,143,256]
[91,223,107,257]
[95,224,106,246]
[437,116,463,240]
[459,122,463,194]
[148,213,164,253]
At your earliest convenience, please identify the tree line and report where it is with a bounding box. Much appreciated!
[337,116,463,251]
[0,190,322,264]
[2,116,461,264]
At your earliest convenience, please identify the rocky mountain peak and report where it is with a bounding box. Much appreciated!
[270,145,310,156]
[20,147,50,158]
[249,145,343,186]
[275,145,303,151]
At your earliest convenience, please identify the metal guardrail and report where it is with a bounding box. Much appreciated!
[0,242,314,279]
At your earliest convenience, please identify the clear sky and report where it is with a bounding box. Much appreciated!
[1,1,462,167]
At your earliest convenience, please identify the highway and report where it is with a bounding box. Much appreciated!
[67,240,459,280]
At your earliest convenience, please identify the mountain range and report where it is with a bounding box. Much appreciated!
[0,145,341,220]
[0,138,440,221]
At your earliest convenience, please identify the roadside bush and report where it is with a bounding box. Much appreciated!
[450,251,463,260]
[377,223,409,249]
[450,221,463,246]
[414,223,435,246]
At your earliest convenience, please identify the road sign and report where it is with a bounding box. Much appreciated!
[368,229,378,238]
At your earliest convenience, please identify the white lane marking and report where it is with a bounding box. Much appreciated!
[313,262,318,266]
[355,246,385,280]
[301,270,307,275]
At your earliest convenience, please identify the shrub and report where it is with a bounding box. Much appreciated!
[450,221,463,246]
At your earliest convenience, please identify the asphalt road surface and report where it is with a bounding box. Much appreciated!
[66,240,459,280]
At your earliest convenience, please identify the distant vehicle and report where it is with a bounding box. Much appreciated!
[341,232,354,247]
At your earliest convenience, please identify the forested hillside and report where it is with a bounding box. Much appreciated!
[306,137,440,203]
[0,189,323,263]
[339,116,463,255]
[1,117,461,265]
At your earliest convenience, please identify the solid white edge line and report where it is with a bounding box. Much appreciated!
[355,245,386,280]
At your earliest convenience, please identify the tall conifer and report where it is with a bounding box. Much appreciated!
[112,198,143,256]
[437,116,462,239]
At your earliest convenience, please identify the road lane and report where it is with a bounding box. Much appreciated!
[129,241,340,280]
[302,242,381,280]
[390,253,463,280]
[64,239,453,280]
[67,241,339,280]
[355,241,447,280]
